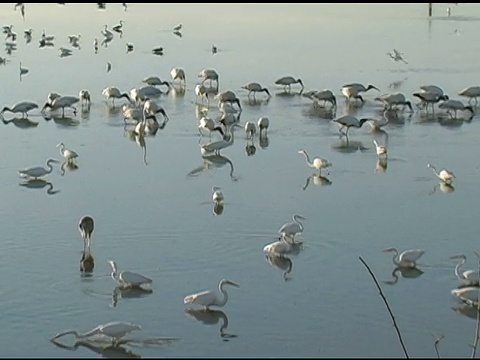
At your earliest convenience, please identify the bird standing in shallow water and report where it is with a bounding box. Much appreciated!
[1,101,38,118]
[108,260,153,289]
[212,186,224,203]
[78,215,94,251]
[18,158,60,180]
[332,115,369,137]
[298,149,331,175]
[184,279,239,310]
[427,163,455,184]
[278,214,306,243]
[57,142,78,163]
[382,247,425,269]
[275,76,304,92]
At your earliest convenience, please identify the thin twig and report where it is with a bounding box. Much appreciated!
[431,332,444,358]
[359,256,409,358]
[471,251,480,358]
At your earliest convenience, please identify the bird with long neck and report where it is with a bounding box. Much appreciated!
[427,163,455,184]
[298,149,331,174]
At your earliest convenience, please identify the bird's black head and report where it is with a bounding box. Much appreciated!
[440,94,449,101]
[297,79,304,88]
[358,118,370,127]
[264,88,271,97]
[367,85,380,92]
[405,101,413,111]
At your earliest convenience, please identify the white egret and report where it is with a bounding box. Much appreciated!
[244,121,256,139]
[372,139,387,157]
[57,142,78,163]
[108,260,153,289]
[451,287,480,306]
[449,254,480,286]
[78,215,94,250]
[212,186,224,203]
[1,101,38,118]
[382,247,425,269]
[298,149,331,174]
[198,68,219,87]
[170,67,186,85]
[387,48,408,64]
[242,82,271,99]
[50,321,142,346]
[18,158,60,180]
[374,92,413,111]
[183,279,239,310]
[427,163,455,184]
[257,117,269,137]
[201,124,241,155]
[41,95,79,116]
[332,115,369,137]
[215,90,242,111]
[142,75,171,89]
[341,83,379,103]
[275,75,304,92]
[102,87,131,106]
[458,86,480,105]
[438,99,474,119]
[79,89,91,105]
[198,116,224,138]
[278,214,306,243]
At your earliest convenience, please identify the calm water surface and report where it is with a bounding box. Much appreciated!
[1,3,480,358]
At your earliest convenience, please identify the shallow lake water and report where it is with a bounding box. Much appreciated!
[0,3,480,358]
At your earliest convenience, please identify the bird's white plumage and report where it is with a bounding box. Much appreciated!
[451,287,480,306]
[298,149,331,173]
[373,139,387,157]
[212,186,223,203]
[257,117,269,136]
[427,163,455,184]
[341,83,379,103]
[102,87,131,105]
[332,115,369,136]
[382,247,425,268]
[183,279,239,310]
[278,214,306,242]
[263,237,292,256]
[450,254,480,286]
[57,142,78,162]
[109,260,152,288]
[18,158,59,179]
[170,67,186,85]
[242,82,271,99]
[42,95,79,116]
[244,121,256,139]
[275,76,304,91]
[458,86,480,104]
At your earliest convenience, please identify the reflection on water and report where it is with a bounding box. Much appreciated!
[111,285,153,308]
[265,254,293,281]
[60,160,79,176]
[42,114,80,127]
[124,130,148,166]
[80,250,95,277]
[383,266,424,285]
[50,337,142,359]
[452,303,480,321]
[2,116,39,128]
[429,182,455,195]
[184,308,237,340]
[331,137,368,154]
[213,202,224,216]
[188,152,239,181]
[18,178,60,195]
[245,142,256,157]
[302,173,332,190]
[375,157,388,173]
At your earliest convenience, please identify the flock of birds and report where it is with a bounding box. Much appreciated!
[2,2,479,353]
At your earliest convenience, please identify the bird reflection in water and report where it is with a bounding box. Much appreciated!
[42,114,80,127]
[2,116,38,128]
[429,182,455,195]
[452,303,480,321]
[331,137,368,154]
[60,160,79,176]
[19,178,60,195]
[213,201,224,216]
[184,308,237,340]
[245,141,256,157]
[50,337,141,359]
[111,285,153,308]
[265,254,293,281]
[124,130,148,166]
[171,84,186,97]
[375,156,388,173]
[383,266,424,285]
[302,173,332,190]
[188,153,239,181]
[80,250,94,277]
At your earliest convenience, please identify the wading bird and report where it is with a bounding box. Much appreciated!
[427,163,455,184]
[449,254,480,286]
[41,95,80,116]
[382,247,425,269]
[198,68,219,88]
[341,83,379,103]
[57,142,78,163]
[201,124,241,155]
[79,89,91,105]
[142,75,171,89]
[184,279,239,310]
[372,139,387,157]
[108,260,152,289]
[451,287,480,306]
[102,86,131,106]
[1,101,38,118]
[298,149,331,174]
[170,67,186,85]
[78,215,94,251]
[198,116,224,138]
[332,115,369,137]
[458,85,480,105]
[263,237,294,256]
[244,121,256,139]
[212,186,224,203]
[311,89,337,108]
[275,75,304,92]
[374,92,413,111]
[438,99,474,119]
[257,117,269,137]
[278,214,306,243]
[50,321,142,346]
[242,82,271,99]
[18,158,60,180]
[215,90,241,111]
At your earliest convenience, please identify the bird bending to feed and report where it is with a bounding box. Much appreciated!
[427,163,455,184]
[244,121,256,139]
[215,90,242,111]
[438,99,474,119]
[50,321,142,346]
[382,247,425,269]
[372,139,387,157]
[451,287,480,306]
[449,254,480,286]
[310,89,337,108]
[102,86,131,106]
[170,67,186,85]
[412,91,448,112]
[341,83,379,103]
[198,68,219,87]
[201,124,241,155]
[278,214,306,243]
[263,237,294,256]
[108,260,153,289]
[387,48,408,64]
[212,186,224,203]
[78,215,94,251]
[183,279,239,310]
[57,142,78,163]
[374,92,413,111]
[142,75,171,89]
[257,117,269,137]
[298,149,331,174]
[458,85,480,105]
[18,158,60,180]
[242,82,271,99]
[41,95,80,116]
[198,116,224,138]
[275,75,304,92]
[332,115,369,137]
[1,101,38,118]
[79,89,91,105]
